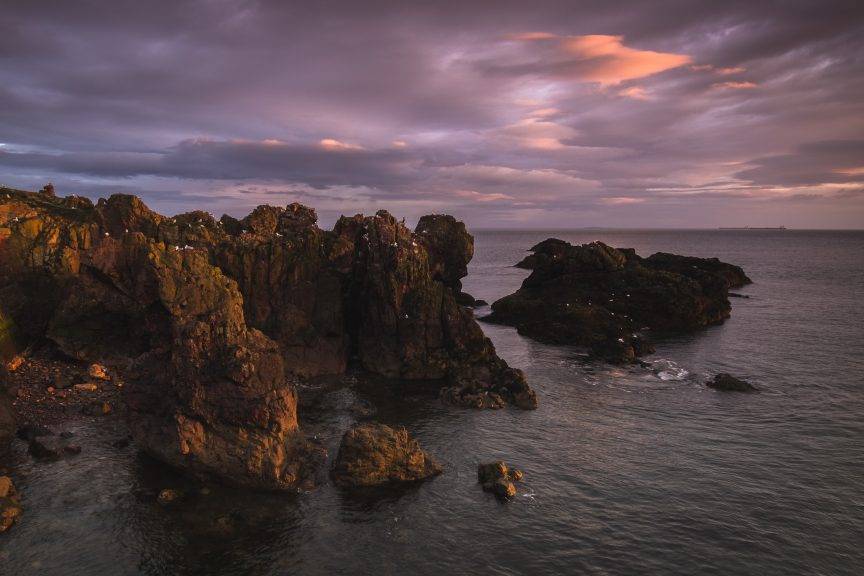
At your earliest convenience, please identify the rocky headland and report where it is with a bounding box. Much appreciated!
[0,186,536,494]
[484,238,750,363]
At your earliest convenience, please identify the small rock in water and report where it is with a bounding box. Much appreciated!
[478,461,523,499]
[112,437,131,449]
[27,434,81,459]
[157,489,183,506]
[707,373,758,392]
[332,422,442,487]
[0,476,22,533]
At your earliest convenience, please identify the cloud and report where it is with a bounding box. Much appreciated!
[712,81,757,90]
[1,0,863,228]
[488,33,691,85]
[455,190,514,202]
[601,196,645,205]
[735,140,864,186]
[319,138,364,151]
[618,86,651,100]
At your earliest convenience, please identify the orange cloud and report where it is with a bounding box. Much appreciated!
[691,64,747,75]
[514,34,691,85]
[712,81,757,90]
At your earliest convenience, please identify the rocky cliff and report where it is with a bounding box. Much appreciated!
[0,187,535,488]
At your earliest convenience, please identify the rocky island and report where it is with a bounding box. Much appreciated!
[0,186,536,494]
[484,238,750,363]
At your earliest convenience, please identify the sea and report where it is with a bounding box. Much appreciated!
[1,229,863,575]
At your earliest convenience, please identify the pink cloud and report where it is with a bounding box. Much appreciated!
[456,189,515,202]
[319,138,364,151]
[618,86,651,100]
[601,196,645,205]
[515,34,691,85]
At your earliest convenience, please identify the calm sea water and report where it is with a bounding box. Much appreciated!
[2,230,863,575]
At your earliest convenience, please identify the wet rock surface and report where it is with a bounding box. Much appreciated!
[485,239,750,363]
[478,461,524,499]
[708,373,758,392]
[332,422,442,487]
[0,475,22,533]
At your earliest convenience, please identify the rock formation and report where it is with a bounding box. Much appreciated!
[0,186,535,488]
[0,476,22,533]
[331,422,442,487]
[707,373,758,392]
[477,460,524,499]
[485,239,750,363]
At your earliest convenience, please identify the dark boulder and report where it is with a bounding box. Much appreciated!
[707,373,758,392]
[28,435,81,459]
[332,422,442,487]
[15,423,52,442]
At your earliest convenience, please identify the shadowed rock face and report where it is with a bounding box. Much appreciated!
[0,187,535,487]
[708,373,758,392]
[486,239,750,363]
[0,383,14,453]
[331,422,442,487]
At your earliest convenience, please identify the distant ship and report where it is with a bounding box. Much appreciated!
[719,226,787,230]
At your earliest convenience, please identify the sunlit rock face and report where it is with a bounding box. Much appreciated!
[486,239,750,364]
[0,187,536,487]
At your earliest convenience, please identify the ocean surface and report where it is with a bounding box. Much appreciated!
[2,229,863,575]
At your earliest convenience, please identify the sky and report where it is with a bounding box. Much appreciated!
[1,1,863,228]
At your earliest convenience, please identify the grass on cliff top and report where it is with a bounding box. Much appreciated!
[1,186,96,223]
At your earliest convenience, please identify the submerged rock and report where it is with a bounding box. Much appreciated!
[485,239,750,363]
[332,423,442,487]
[27,435,81,459]
[0,476,22,533]
[477,461,523,499]
[708,373,758,392]
[15,422,52,442]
